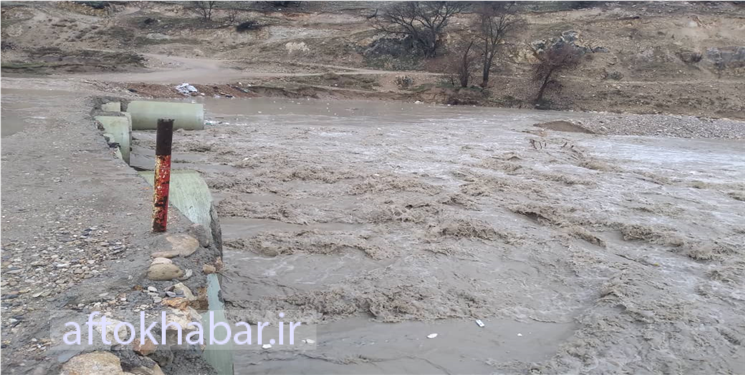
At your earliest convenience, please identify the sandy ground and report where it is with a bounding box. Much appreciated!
[129,97,745,374]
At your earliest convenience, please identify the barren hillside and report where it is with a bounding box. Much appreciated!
[2,1,744,117]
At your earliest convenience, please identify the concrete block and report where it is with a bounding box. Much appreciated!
[95,116,131,164]
[101,102,121,112]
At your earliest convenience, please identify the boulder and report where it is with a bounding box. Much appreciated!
[61,351,124,375]
[679,50,703,64]
[150,233,199,259]
[148,346,174,367]
[127,364,165,375]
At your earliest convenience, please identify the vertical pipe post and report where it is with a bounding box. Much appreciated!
[152,119,174,232]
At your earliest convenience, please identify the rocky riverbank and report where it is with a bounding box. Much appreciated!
[1,80,221,374]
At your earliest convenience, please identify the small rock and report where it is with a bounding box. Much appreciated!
[147,286,158,293]
[178,268,193,281]
[147,263,185,281]
[202,264,216,274]
[151,257,172,265]
[134,338,158,356]
[162,297,188,310]
[172,283,196,301]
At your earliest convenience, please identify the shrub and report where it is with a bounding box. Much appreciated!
[395,75,414,89]
[604,71,623,80]
[236,20,260,32]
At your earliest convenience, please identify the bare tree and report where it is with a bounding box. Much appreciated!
[373,2,467,58]
[191,1,216,21]
[474,2,521,88]
[532,43,583,103]
[438,39,476,88]
[456,40,476,87]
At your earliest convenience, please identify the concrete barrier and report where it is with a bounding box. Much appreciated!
[138,170,231,373]
[202,273,234,375]
[127,101,204,131]
[95,116,131,164]
[101,102,121,112]
[138,170,214,240]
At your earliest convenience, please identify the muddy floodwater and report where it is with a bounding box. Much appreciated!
[131,98,745,374]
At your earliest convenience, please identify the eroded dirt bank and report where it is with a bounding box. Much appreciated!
[129,97,745,374]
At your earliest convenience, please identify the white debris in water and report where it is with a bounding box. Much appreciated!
[302,339,315,344]
[475,319,485,328]
[517,333,523,337]
[427,333,438,339]
[262,344,272,349]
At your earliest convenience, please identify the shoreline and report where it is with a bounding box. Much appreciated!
[1,81,222,374]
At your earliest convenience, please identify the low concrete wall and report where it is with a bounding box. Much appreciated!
[138,169,229,373]
[95,115,131,164]
[128,101,204,131]
[101,101,121,112]
[203,273,234,375]
[138,170,213,233]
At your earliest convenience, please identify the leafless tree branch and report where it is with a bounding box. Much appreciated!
[372,2,467,58]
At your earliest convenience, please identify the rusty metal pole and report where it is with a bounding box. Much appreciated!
[152,119,174,232]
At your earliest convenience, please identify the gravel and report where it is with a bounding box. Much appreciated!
[576,112,745,139]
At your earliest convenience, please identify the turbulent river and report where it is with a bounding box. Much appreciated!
[130,97,745,374]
